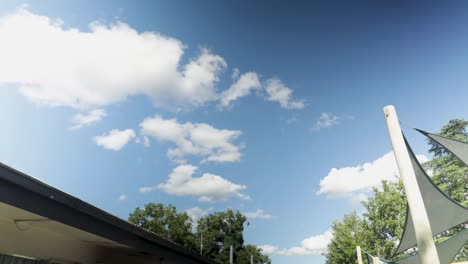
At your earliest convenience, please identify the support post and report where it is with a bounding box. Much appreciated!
[356,246,363,264]
[383,105,440,264]
[230,245,233,264]
[250,254,253,264]
[200,233,203,255]
[372,256,382,264]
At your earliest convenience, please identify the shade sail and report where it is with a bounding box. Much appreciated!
[415,129,468,166]
[366,228,468,264]
[393,136,468,255]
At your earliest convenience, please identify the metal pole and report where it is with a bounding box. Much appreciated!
[230,245,233,264]
[250,254,253,264]
[200,233,203,255]
[356,246,363,264]
[383,105,439,264]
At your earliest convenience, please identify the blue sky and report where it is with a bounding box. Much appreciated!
[1,1,467,263]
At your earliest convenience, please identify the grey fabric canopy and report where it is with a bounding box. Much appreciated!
[415,129,468,166]
[393,137,468,255]
[366,229,468,264]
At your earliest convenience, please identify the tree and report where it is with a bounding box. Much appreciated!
[128,203,196,250]
[196,209,271,264]
[362,180,406,259]
[325,212,369,264]
[423,119,468,207]
[237,244,272,264]
[325,118,468,262]
[422,119,468,261]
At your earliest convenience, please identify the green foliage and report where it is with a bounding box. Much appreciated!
[362,180,406,259]
[326,119,467,263]
[128,203,196,250]
[196,209,271,263]
[237,244,272,264]
[129,205,271,263]
[325,212,369,264]
[423,119,468,207]
[423,119,468,261]
[196,209,246,262]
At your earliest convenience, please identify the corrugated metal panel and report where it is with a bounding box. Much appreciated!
[0,254,46,264]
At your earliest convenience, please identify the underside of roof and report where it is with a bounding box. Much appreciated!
[0,162,217,264]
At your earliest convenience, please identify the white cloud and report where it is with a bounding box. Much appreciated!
[260,229,333,256]
[0,7,226,110]
[118,194,127,201]
[245,209,273,220]
[317,152,429,200]
[139,186,157,193]
[185,207,212,221]
[70,109,107,130]
[135,136,151,147]
[185,206,212,229]
[140,115,242,163]
[218,72,261,109]
[231,68,240,79]
[94,129,136,151]
[141,164,249,202]
[265,78,304,109]
[259,245,279,255]
[311,113,339,131]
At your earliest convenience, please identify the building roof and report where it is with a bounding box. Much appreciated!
[0,162,217,264]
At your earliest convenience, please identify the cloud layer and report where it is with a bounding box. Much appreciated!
[0,7,226,110]
[265,78,304,109]
[245,209,273,220]
[94,129,136,151]
[0,8,304,113]
[317,151,428,200]
[311,113,339,131]
[260,229,332,256]
[140,164,249,202]
[140,115,242,163]
[219,72,261,108]
[70,109,107,130]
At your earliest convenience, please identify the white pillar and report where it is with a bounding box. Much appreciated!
[356,246,363,264]
[250,254,253,264]
[383,105,440,264]
[372,256,382,264]
[230,245,233,264]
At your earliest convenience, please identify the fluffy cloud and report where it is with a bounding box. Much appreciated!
[185,207,212,221]
[218,72,261,108]
[140,115,242,163]
[259,245,279,255]
[140,164,249,202]
[70,109,107,130]
[311,113,339,131]
[0,7,226,110]
[265,78,304,109]
[185,206,212,229]
[260,229,332,256]
[317,152,429,200]
[245,209,273,220]
[118,194,128,201]
[94,129,136,151]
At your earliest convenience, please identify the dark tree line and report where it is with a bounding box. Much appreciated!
[129,204,271,264]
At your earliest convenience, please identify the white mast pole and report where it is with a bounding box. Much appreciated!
[356,246,363,264]
[372,256,382,264]
[229,245,233,264]
[383,105,439,264]
[200,233,203,255]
